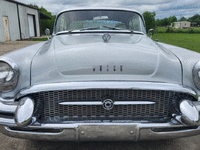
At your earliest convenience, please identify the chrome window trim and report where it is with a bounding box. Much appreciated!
[18,82,197,99]
[55,30,145,36]
[53,8,146,35]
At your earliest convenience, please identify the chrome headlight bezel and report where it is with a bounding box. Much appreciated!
[0,59,19,92]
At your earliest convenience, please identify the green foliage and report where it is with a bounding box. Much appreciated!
[152,33,200,53]
[169,16,177,23]
[29,4,39,9]
[40,15,56,35]
[157,27,167,33]
[156,14,200,28]
[156,16,177,27]
[40,6,52,17]
[188,28,194,34]
[178,17,187,21]
[157,27,200,33]
[143,11,156,33]
[188,14,200,25]
[172,22,175,27]
[166,27,174,33]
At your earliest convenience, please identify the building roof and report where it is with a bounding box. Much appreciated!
[40,11,52,19]
[174,21,191,23]
[5,0,51,19]
[5,0,39,10]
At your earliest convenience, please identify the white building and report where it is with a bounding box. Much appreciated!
[172,21,191,29]
[0,0,50,42]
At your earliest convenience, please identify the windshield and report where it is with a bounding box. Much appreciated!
[55,10,145,33]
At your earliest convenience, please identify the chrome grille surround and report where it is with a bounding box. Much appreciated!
[32,89,195,123]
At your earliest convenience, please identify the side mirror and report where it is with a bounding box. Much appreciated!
[148,29,154,39]
[45,28,50,40]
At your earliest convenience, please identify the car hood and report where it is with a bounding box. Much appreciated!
[31,33,182,85]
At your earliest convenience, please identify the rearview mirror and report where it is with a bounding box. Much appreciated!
[148,29,154,39]
[93,16,108,20]
[45,28,50,40]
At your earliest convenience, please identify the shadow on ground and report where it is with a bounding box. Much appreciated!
[24,136,199,150]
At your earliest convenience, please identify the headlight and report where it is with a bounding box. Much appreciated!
[193,61,200,89]
[0,61,19,92]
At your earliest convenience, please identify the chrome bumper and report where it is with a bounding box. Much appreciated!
[1,103,200,141]
[1,82,200,141]
[0,100,17,114]
[1,122,200,141]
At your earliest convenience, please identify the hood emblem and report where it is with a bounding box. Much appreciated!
[102,33,111,42]
[102,99,114,110]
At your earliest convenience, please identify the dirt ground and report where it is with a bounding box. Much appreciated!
[0,40,200,150]
[0,41,41,55]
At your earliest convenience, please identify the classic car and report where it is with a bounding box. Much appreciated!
[0,7,200,141]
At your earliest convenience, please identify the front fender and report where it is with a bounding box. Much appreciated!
[157,42,200,96]
[0,42,45,99]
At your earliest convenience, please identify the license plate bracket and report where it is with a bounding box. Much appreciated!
[78,125,137,141]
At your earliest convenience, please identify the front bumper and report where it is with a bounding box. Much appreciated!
[1,82,200,141]
[1,122,200,141]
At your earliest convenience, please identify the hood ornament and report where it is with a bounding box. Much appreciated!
[102,33,111,42]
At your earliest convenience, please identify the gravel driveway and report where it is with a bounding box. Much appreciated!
[0,40,200,150]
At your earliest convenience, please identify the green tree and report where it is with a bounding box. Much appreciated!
[179,17,187,21]
[168,16,177,24]
[29,4,39,9]
[156,16,177,27]
[162,18,169,26]
[143,11,156,33]
[155,19,161,26]
[172,22,175,27]
[188,14,200,25]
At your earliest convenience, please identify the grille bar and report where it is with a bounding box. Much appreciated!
[32,89,194,123]
[59,101,156,105]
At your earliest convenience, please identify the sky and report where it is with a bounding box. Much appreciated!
[15,0,200,19]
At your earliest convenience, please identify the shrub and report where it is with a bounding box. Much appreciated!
[157,27,200,33]
[166,27,173,33]
[188,28,194,34]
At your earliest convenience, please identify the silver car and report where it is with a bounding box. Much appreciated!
[0,8,200,141]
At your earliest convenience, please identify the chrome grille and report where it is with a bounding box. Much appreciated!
[32,89,193,123]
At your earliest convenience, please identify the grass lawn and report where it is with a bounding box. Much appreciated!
[152,33,200,53]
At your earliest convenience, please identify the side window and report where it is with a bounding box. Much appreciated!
[56,15,68,32]
[128,16,140,31]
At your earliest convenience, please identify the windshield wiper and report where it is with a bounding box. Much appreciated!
[80,26,101,31]
[57,26,142,35]
[68,26,124,33]
[67,26,101,33]
[102,25,135,33]
[102,25,124,30]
